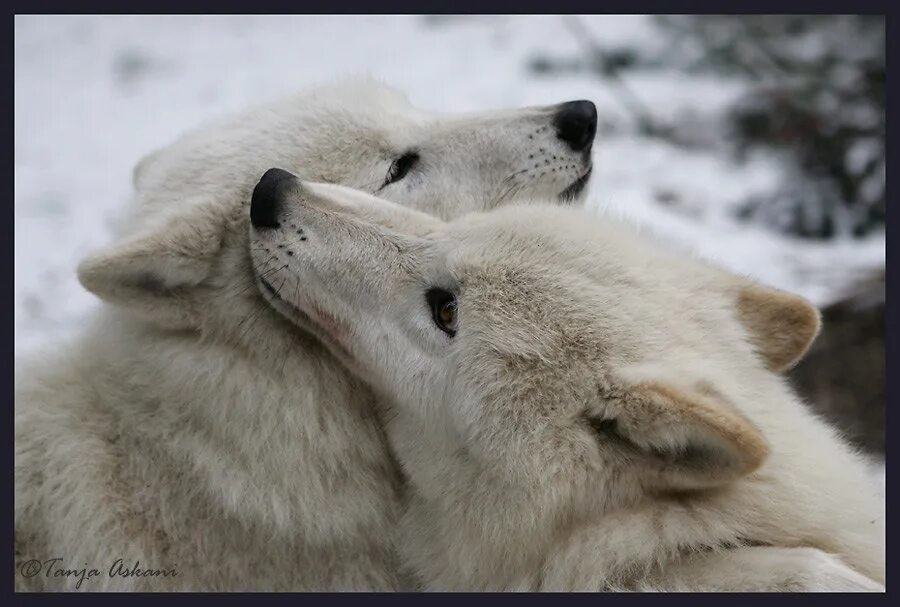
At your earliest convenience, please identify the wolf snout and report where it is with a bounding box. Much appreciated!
[553,100,597,153]
[250,167,299,229]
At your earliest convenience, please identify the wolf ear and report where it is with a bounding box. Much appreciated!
[733,282,821,372]
[77,203,231,329]
[594,370,769,490]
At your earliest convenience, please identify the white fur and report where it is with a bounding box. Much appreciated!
[249,182,885,592]
[15,79,593,591]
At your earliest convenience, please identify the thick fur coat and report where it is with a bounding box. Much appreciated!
[15,79,595,591]
[244,179,885,592]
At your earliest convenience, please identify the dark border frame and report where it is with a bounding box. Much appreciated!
[5,5,894,604]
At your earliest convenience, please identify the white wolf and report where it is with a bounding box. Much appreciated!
[15,79,597,591]
[245,176,885,592]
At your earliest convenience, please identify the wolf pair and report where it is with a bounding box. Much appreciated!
[16,80,883,591]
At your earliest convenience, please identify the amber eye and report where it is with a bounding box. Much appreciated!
[425,287,457,337]
[438,301,456,325]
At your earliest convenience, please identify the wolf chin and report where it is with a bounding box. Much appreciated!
[15,78,597,591]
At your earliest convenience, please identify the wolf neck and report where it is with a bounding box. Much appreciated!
[94,308,401,542]
[386,407,565,590]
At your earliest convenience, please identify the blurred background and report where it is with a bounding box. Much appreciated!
[14,15,884,458]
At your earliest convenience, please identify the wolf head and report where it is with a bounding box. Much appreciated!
[245,175,822,506]
[77,79,596,345]
[131,78,597,224]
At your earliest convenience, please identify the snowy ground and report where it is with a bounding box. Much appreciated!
[14,15,885,355]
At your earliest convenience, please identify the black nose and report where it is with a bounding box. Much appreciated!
[250,168,297,229]
[553,100,597,152]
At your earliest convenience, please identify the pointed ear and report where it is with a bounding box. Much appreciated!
[77,203,231,329]
[595,371,769,490]
[734,282,821,373]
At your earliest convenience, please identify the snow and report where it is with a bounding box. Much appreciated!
[14,15,885,354]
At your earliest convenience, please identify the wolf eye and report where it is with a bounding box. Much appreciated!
[384,151,419,186]
[425,287,457,337]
